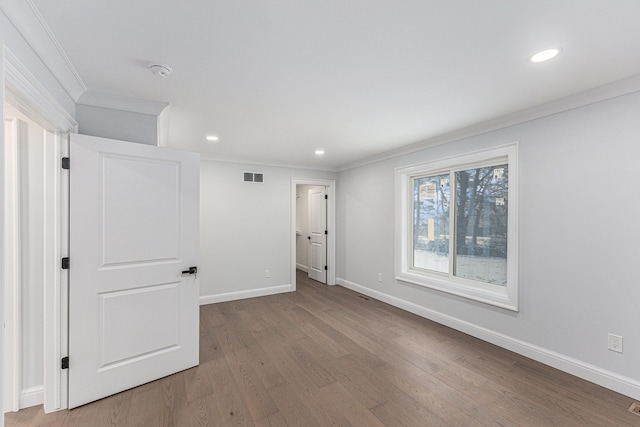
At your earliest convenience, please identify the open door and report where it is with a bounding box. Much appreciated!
[308,187,327,284]
[68,134,199,408]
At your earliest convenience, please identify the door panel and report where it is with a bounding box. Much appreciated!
[308,187,327,283]
[68,134,199,408]
[101,154,180,265]
[99,283,180,366]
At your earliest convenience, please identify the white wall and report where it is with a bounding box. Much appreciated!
[336,89,640,399]
[76,104,159,146]
[199,160,335,303]
[295,185,324,271]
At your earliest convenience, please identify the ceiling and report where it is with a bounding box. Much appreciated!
[30,0,640,170]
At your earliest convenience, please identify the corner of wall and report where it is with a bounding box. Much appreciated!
[200,284,292,305]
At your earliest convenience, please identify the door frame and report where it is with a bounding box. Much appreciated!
[3,117,24,413]
[291,178,336,290]
[2,45,77,414]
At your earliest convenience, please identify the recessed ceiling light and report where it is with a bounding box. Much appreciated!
[315,150,325,155]
[530,48,561,63]
[206,135,219,141]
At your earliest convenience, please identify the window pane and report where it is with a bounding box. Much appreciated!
[413,174,450,273]
[454,165,508,285]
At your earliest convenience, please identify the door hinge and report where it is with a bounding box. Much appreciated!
[324,265,328,270]
[61,257,70,270]
[61,157,70,170]
[61,357,69,369]
[325,194,328,200]
[324,230,328,235]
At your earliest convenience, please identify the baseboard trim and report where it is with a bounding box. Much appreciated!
[200,284,292,305]
[336,277,640,401]
[20,385,44,409]
[296,263,308,272]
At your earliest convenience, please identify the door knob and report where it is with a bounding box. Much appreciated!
[181,266,198,275]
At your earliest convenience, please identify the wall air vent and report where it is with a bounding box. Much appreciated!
[243,172,264,183]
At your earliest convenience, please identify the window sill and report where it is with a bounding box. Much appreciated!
[396,270,518,311]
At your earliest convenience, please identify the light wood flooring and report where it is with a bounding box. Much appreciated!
[6,270,640,426]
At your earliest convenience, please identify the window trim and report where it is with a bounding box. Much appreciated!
[395,142,519,311]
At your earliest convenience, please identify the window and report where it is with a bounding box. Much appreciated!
[395,143,518,311]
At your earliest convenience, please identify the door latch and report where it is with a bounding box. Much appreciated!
[181,266,198,279]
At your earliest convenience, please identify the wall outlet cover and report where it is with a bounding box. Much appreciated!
[607,334,623,353]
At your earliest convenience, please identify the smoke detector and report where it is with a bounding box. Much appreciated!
[150,64,173,78]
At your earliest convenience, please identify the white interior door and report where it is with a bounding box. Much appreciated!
[308,187,327,283]
[68,134,199,408]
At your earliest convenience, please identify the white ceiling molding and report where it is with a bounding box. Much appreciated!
[0,0,86,101]
[78,91,169,116]
[339,72,640,172]
[4,47,78,132]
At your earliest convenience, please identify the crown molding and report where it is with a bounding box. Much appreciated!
[338,72,640,172]
[4,48,77,132]
[0,0,87,101]
[78,91,169,116]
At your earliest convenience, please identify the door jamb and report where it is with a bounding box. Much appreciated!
[2,45,77,413]
[3,118,24,413]
[291,178,336,291]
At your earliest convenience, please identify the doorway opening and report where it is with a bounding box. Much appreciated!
[296,185,328,283]
[291,178,336,291]
[4,106,47,412]
[3,47,77,418]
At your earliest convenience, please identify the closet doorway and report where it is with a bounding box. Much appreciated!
[291,178,335,290]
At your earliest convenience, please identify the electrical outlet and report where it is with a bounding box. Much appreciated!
[378,273,383,282]
[265,270,270,278]
[608,333,623,353]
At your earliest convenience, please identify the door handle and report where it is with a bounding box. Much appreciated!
[181,266,198,275]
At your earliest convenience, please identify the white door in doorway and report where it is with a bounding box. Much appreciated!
[68,134,199,408]
[308,187,327,283]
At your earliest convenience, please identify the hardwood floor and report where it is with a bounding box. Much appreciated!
[6,270,639,426]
